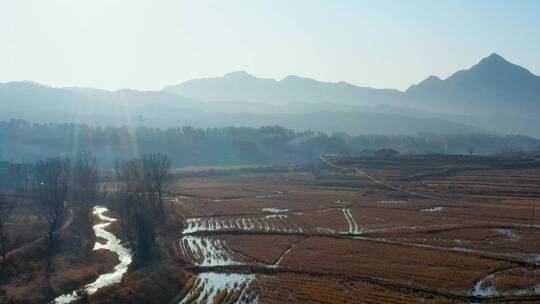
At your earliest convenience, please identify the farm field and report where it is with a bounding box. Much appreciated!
[167,154,540,303]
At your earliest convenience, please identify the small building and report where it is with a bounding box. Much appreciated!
[374,148,400,159]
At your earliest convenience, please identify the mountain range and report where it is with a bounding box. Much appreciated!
[163,71,402,106]
[405,53,540,117]
[1,53,539,137]
[164,53,540,118]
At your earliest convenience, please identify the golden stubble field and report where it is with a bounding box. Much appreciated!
[168,155,540,303]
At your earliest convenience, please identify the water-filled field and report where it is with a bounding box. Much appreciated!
[168,155,540,303]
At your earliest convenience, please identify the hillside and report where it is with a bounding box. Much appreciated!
[405,53,540,117]
[0,82,482,136]
[163,71,401,105]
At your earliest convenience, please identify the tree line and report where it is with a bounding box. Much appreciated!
[3,119,539,169]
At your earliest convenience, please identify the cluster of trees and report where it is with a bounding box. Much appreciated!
[1,150,173,299]
[112,153,171,265]
[0,152,98,299]
[338,133,540,156]
[1,119,539,169]
[33,157,71,277]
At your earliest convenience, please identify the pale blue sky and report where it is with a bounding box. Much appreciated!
[1,0,539,91]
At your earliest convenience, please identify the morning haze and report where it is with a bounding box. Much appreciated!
[1,1,540,304]
[1,0,540,90]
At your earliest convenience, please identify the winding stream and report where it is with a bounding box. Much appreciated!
[53,206,133,303]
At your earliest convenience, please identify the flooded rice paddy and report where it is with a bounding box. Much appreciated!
[179,272,258,304]
[178,236,240,266]
[183,216,303,234]
[341,208,362,234]
[421,206,445,212]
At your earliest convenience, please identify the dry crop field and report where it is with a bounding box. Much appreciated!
[167,154,540,303]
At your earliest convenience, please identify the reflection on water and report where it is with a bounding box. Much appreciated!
[474,269,540,297]
[178,230,259,302]
[178,236,239,266]
[421,206,444,212]
[379,200,408,204]
[179,272,258,304]
[262,208,288,213]
[53,206,132,304]
[494,228,519,241]
[342,208,362,234]
[473,272,498,297]
[183,216,302,234]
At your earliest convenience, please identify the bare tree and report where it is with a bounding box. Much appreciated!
[142,153,171,216]
[118,158,148,263]
[33,158,69,269]
[0,192,15,266]
[122,158,146,208]
[121,153,170,217]
[117,153,171,265]
[72,151,98,237]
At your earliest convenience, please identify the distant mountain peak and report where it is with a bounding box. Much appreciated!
[482,52,506,62]
[419,75,442,85]
[465,52,536,78]
[223,71,254,79]
[281,75,311,82]
[281,75,300,81]
[2,80,48,88]
[425,75,441,81]
[404,52,540,118]
[475,53,512,68]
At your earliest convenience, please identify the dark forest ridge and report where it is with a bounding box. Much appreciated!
[1,119,539,167]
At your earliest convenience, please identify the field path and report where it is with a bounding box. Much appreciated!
[320,156,465,203]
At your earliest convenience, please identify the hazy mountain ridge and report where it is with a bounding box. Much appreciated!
[0,80,484,136]
[1,53,539,137]
[404,53,540,116]
[160,53,540,136]
[164,54,540,118]
[163,71,402,105]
